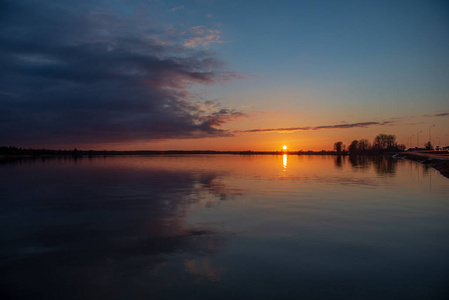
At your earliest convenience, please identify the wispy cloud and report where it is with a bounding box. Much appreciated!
[423,111,449,117]
[239,121,391,134]
[167,5,184,13]
[184,26,223,48]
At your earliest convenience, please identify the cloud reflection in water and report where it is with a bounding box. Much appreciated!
[0,156,237,299]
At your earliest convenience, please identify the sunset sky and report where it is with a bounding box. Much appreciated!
[1,0,448,151]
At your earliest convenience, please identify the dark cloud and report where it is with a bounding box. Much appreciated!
[423,112,449,117]
[240,121,390,133]
[0,0,243,146]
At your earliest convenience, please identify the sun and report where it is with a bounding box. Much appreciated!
[282,145,287,150]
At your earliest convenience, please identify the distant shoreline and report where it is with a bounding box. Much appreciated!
[2,147,448,179]
[2,148,447,158]
[0,147,341,157]
[0,149,423,157]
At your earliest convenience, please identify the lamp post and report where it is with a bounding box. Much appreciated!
[409,135,414,149]
[429,125,435,145]
[417,131,422,149]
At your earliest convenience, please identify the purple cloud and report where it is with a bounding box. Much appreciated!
[423,112,449,117]
[240,121,389,133]
[0,0,243,147]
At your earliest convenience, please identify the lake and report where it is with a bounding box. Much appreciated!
[1,155,448,300]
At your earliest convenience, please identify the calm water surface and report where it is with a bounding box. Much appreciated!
[1,155,448,299]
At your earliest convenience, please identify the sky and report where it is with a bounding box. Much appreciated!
[1,0,448,151]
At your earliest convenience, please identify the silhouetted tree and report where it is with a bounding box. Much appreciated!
[373,134,396,151]
[424,141,433,150]
[358,139,370,153]
[333,134,405,156]
[333,141,345,153]
[348,140,359,154]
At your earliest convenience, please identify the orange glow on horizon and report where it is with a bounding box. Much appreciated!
[53,118,449,152]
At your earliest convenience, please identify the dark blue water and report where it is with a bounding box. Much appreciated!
[1,155,448,299]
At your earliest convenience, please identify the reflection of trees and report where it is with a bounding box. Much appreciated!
[422,165,430,175]
[0,157,237,300]
[349,155,369,170]
[348,155,398,176]
[372,156,397,176]
[334,155,344,168]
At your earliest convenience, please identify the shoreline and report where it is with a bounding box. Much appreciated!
[0,150,340,158]
[395,152,449,179]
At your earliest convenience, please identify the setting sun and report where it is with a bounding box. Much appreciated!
[282,145,287,150]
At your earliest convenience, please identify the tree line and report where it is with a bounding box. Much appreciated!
[334,133,406,155]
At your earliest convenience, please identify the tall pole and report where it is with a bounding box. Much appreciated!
[409,135,414,148]
[417,131,422,148]
[429,125,435,146]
